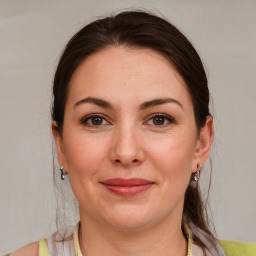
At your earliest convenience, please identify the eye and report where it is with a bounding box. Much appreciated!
[146,114,175,126]
[81,114,110,127]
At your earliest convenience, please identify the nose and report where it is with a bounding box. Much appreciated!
[109,124,146,168]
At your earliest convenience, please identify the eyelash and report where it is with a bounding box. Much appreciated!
[81,114,110,127]
[81,113,175,127]
[145,113,175,127]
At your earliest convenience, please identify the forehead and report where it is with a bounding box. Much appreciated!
[67,46,192,107]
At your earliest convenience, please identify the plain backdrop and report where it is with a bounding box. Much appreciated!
[0,0,256,253]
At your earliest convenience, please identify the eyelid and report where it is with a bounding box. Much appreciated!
[144,113,176,125]
[80,112,175,127]
[81,113,111,126]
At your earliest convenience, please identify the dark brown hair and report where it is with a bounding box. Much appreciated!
[52,10,214,252]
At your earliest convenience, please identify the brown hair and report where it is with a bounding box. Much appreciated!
[52,10,215,253]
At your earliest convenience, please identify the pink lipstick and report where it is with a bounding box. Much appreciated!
[101,178,154,196]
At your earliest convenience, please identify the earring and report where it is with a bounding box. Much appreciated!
[60,166,66,180]
[193,163,202,182]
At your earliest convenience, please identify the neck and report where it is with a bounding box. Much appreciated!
[78,211,187,256]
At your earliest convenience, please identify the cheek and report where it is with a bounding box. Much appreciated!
[62,131,112,207]
[63,131,110,178]
[147,132,196,182]
[146,134,195,208]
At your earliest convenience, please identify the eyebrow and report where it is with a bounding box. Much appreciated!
[74,97,183,110]
[74,97,113,109]
[139,98,183,110]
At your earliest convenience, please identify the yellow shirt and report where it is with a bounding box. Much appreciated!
[37,236,256,256]
[4,224,256,256]
[219,240,256,256]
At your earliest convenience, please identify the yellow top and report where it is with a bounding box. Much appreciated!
[6,224,255,256]
[37,227,256,256]
[38,237,256,256]
[219,240,256,256]
[38,239,50,256]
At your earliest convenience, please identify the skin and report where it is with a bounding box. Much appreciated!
[13,46,213,256]
[54,46,213,256]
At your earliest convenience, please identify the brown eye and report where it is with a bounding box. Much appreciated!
[81,114,109,127]
[152,116,165,125]
[147,114,174,127]
[91,116,103,125]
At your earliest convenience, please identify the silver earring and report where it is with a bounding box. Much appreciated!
[60,166,66,180]
[193,164,202,182]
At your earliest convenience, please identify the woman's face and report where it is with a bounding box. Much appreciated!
[53,47,213,231]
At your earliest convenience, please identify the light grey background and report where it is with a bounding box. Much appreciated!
[0,0,255,253]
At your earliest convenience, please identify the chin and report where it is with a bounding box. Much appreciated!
[102,207,156,232]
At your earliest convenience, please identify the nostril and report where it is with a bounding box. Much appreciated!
[114,159,138,164]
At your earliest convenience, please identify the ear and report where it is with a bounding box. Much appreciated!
[52,121,68,173]
[192,115,214,173]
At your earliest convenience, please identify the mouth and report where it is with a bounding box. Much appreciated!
[100,178,155,196]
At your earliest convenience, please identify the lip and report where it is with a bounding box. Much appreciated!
[101,178,154,196]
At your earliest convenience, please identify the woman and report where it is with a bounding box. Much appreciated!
[7,10,256,256]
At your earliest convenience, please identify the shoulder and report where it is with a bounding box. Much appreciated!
[219,240,256,256]
[10,242,38,256]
